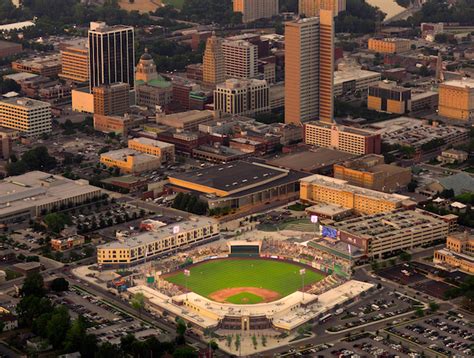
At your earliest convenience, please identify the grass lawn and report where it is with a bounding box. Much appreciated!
[163,0,185,9]
[226,292,264,304]
[165,259,324,298]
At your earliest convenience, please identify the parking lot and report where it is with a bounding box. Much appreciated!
[387,312,474,357]
[377,263,426,286]
[325,288,422,333]
[50,287,160,345]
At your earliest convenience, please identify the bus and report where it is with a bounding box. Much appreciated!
[319,313,332,323]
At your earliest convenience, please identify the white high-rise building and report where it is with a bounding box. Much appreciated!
[214,78,269,116]
[222,40,259,79]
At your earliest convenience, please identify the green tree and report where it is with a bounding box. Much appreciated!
[131,292,145,317]
[46,305,71,349]
[428,301,439,312]
[399,251,412,262]
[173,346,198,358]
[44,213,71,233]
[20,272,45,297]
[50,277,69,292]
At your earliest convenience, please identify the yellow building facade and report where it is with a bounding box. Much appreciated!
[368,38,411,54]
[128,137,175,164]
[434,232,474,274]
[438,79,474,121]
[300,174,410,215]
[59,44,89,83]
[100,149,161,174]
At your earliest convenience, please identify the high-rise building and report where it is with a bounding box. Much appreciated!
[438,79,474,121]
[233,0,279,23]
[222,40,258,79]
[93,82,130,116]
[285,11,334,124]
[299,0,346,17]
[59,41,89,83]
[203,33,225,86]
[88,22,135,91]
[214,78,269,116]
[0,98,51,137]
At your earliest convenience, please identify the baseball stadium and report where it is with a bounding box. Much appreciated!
[128,241,374,333]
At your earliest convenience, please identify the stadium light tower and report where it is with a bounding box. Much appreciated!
[184,269,190,301]
[299,268,306,301]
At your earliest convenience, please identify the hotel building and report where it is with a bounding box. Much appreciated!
[300,174,411,215]
[304,121,381,155]
[438,79,474,121]
[0,97,51,136]
[285,11,334,124]
[233,0,279,23]
[97,217,220,267]
[222,40,258,79]
[214,78,269,116]
[88,22,135,90]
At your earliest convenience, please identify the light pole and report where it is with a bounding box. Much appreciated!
[184,269,190,301]
[299,268,306,301]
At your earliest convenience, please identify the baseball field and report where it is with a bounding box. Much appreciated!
[164,259,325,304]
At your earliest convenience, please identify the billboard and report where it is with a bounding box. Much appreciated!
[322,226,338,239]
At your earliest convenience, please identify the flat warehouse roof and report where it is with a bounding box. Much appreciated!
[170,161,289,192]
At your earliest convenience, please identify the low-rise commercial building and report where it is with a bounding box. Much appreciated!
[300,174,412,215]
[100,148,162,174]
[128,137,175,164]
[12,54,62,77]
[328,210,451,259]
[368,81,411,114]
[368,38,411,54]
[304,122,381,155]
[0,97,51,136]
[97,217,220,267]
[437,149,468,164]
[156,110,214,131]
[438,78,474,121]
[0,171,102,224]
[50,235,85,252]
[93,113,146,136]
[434,232,474,274]
[334,66,381,98]
[333,154,411,193]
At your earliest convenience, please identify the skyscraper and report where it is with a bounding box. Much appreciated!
[203,33,225,86]
[299,0,346,17]
[88,22,135,91]
[233,0,279,24]
[284,10,334,124]
[222,40,259,79]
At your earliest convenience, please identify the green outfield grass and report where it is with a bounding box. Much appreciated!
[226,292,264,304]
[164,259,325,300]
